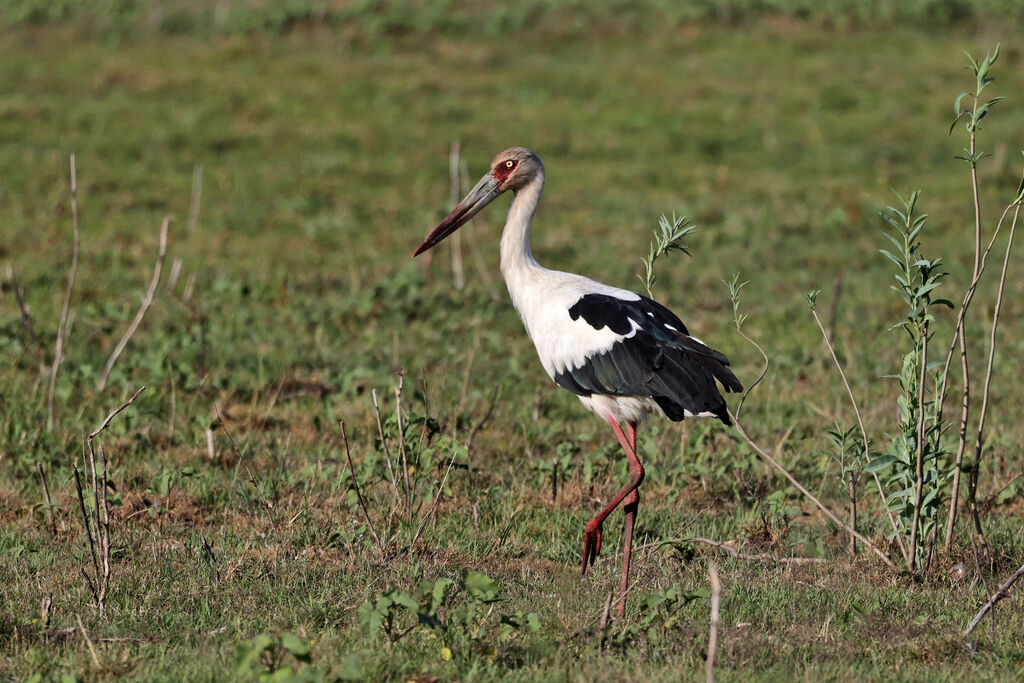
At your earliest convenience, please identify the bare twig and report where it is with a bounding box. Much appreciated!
[730,412,895,569]
[75,386,145,616]
[942,200,1016,548]
[48,154,81,430]
[598,591,614,643]
[623,536,829,565]
[466,385,499,453]
[410,441,461,547]
[90,386,146,440]
[706,561,721,683]
[732,324,767,421]
[340,420,385,559]
[76,615,100,667]
[215,405,276,529]
[187,163,203,234]
[36,463,56,535]
[371,389,402,511]
[449,141,465,290]
[967,203,1020,545]
[395,375,412,515]
[7,265,38,348]
[811,308,907,561]
[963,561,1024,636]
[99,216,171,390]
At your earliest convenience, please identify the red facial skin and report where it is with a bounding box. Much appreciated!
[492,159,518,188]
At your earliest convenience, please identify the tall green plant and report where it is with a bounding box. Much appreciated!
[868,190,951,571]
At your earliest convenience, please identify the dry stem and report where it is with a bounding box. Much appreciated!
[963,561,1024,636]
[941,199,1016,548]
[48,154,81,430]
[7,265,38,348]
[215,405,276,529]
[811,308,907,561]
[730,413,895,569]
[340,420,385,559]
[99,216,170,390]
[706,561,721,683]
[371,388,402,511]
[966,203,1019,544]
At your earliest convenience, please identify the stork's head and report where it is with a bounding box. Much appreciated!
[413,147,543,257]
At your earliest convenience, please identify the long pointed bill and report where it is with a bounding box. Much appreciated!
[413,173,503,256]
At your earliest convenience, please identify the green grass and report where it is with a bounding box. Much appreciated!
[2,8,1024,681]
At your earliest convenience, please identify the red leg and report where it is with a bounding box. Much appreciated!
[581,418,645,575]
[618,421,639,617]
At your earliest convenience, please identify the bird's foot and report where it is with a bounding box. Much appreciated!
[581,521,603,575]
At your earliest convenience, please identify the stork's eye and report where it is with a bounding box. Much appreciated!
[505,160,516,168]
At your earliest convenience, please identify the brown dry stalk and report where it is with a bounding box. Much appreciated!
[214,405,276,529]
[36,463,56,535]
[371,388,402,509]
[99,216,171,390]
[811,308,907,562]
[706,561,721,683]
[731,413,895,569]
[48,154,81,430]
[410,441,461,547]
[966,202,1020,544]
[963,561,1024,636]
[7,265,38,348]
[942,199,1017,548]
[187,163,203,233]
[340,420,385,559]
[449,140,465,290]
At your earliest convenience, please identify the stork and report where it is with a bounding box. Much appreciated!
[413,147,742,617]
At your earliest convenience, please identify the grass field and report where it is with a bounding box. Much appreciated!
[2,4,1024,681]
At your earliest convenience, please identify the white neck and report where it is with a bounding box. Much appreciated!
[499,172,547,299]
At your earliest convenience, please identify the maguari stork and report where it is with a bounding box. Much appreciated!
[413,147,742,617]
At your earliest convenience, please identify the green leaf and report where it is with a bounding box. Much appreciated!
[464,571,503,602]
[234,634,274,676]
[864,455,898,473]
[280,632,311,662]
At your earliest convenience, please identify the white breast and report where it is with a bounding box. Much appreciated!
[504,269,641,379]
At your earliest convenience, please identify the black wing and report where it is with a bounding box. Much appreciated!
[553,293,742,425]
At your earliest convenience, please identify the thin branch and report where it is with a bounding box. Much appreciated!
[371,389,402,510]
[706,561,721,683]
[963,561,1024,636]
[215,405,276,529]
[942,200,1015,548]
[625,536,829,565]
[908,329,929,571]
[99,216,171,390]
[449,141,465,290]
[811,308,907,561]
[36,463,56,535]
[76,615,100,667]
[187,163,203,234]
[466,385,499,453]
[7,265,38,348]
[48,153,81,430]
[395,375,412,516]
[967,203,1019,543]
[339,420,385,559]
[730,412,896,569]
[732,325,767,421]
[89,386,147,440]
[410,441,461,547]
